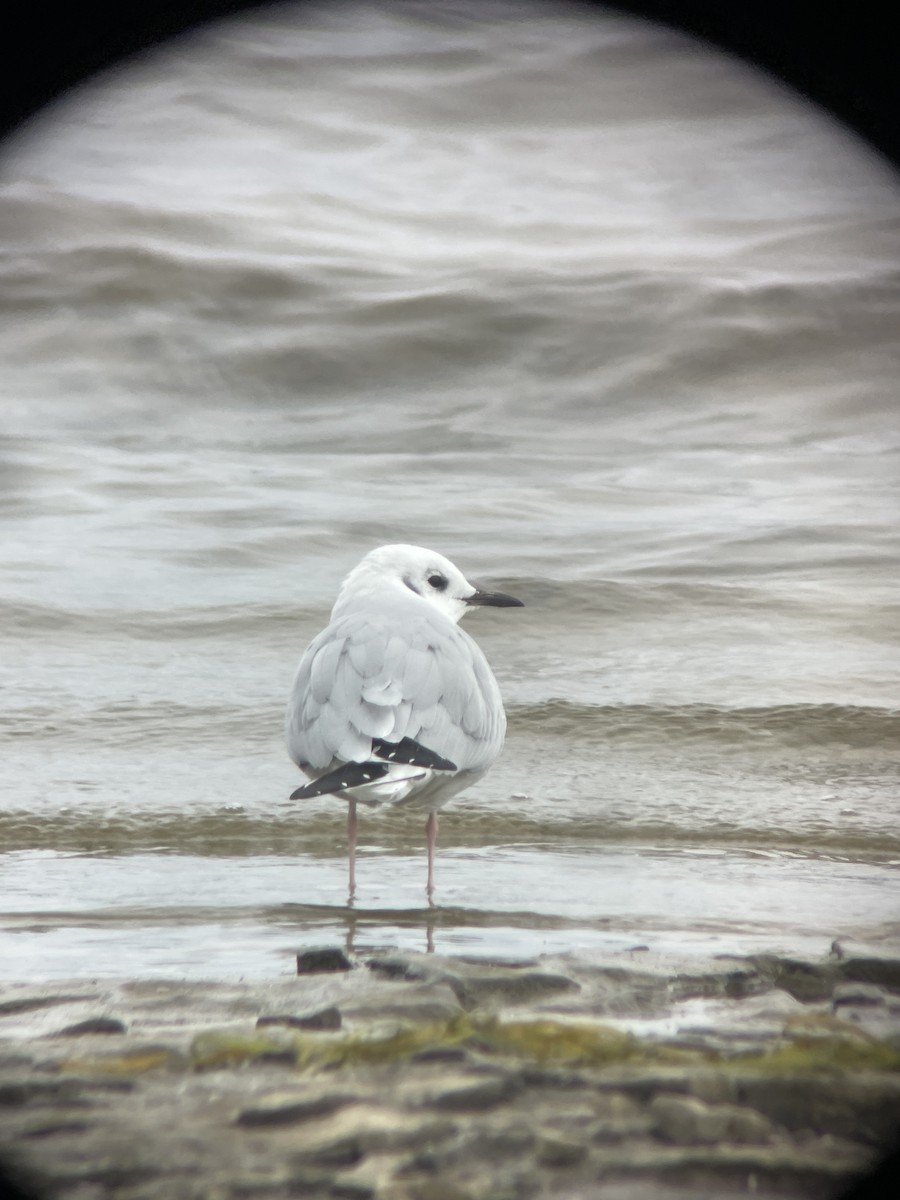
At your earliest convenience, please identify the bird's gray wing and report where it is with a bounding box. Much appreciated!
[411,619,506,771]
[286,606,506,774]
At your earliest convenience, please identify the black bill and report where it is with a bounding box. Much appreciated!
[465,587,524,608]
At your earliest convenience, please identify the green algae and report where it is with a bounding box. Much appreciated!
[738,1036,900,1075]
[187,1017,476,1073]
[289,1015,709,1074]
[284,1015,642,1072]
[58,1046,186,1075]
[470,1017,637,1066]
[182,1014,900,1078]
[190,1030,296,1070]
[291,1016,474,1070]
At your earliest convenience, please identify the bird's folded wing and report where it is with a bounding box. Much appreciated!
[286,607,506,773]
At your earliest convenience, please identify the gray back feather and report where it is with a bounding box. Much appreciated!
[286,598,506,774]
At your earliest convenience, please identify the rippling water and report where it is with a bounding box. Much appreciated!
[1,0,899,980]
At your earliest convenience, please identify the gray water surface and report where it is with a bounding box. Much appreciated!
[1,0,899,981]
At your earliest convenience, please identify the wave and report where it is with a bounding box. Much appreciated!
[3,680,897,753]
[0,598,318,639]
[1,806,898,861]
[508,699,900,750]
[1,701,280,750]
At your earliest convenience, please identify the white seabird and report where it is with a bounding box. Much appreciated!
[286,543,523,898]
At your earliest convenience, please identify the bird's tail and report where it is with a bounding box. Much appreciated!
[290,760,431,807]
[290,737,458,807]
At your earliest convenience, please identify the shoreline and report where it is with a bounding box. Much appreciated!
[2,946,899,1199]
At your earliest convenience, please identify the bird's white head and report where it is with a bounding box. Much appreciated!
[333,544,523,624]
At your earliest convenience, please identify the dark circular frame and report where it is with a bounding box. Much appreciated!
[0,3,897,1198]
[1,1,898,172]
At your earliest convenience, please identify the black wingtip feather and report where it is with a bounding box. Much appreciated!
[289,738,457,801]
[290,760,392,800]
[371,737,457,771]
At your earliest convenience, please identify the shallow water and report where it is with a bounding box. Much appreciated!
[1,0,899,981]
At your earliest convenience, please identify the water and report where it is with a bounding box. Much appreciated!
[1,0,899,981]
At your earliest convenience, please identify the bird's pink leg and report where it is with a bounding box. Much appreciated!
[347,800,358,900]
[425,810,439,901]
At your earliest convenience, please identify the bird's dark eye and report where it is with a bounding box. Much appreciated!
[427,573,448,591]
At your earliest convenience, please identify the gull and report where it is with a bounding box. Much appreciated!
[286,544,523,898]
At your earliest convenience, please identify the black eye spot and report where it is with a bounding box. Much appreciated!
[427,573,448,591]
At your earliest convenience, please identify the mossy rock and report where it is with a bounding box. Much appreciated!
[58,1045,186,1076]
[185,1014,900,1078]
[470,1018,636,1066]
[747,1036,900,1074]
[190,1031,296,1070]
